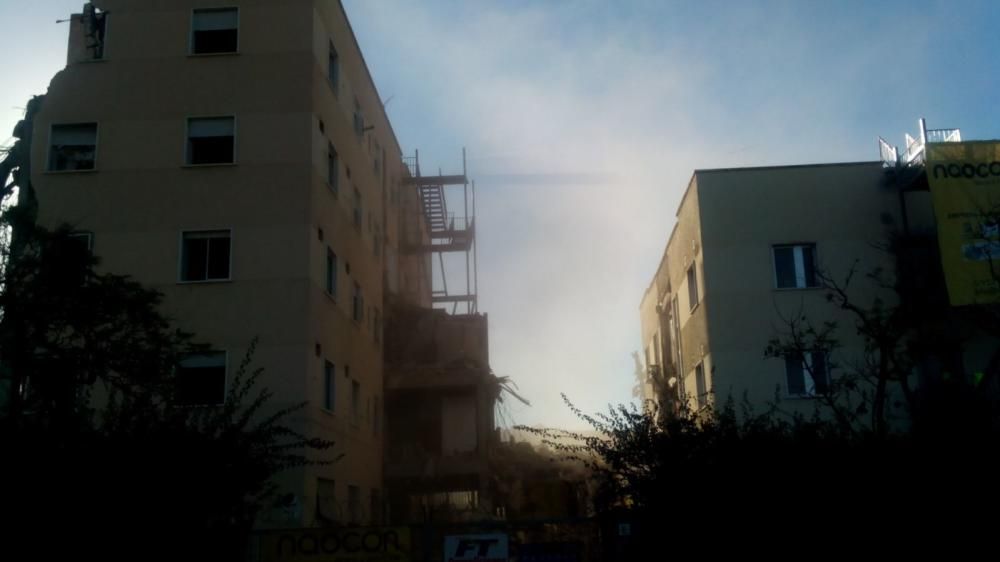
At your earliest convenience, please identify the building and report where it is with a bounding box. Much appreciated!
[638,122,969,417]
[30,0,497,527]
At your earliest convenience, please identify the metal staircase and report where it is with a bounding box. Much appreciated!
[403,150,478,313]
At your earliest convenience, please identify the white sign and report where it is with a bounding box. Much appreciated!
[444,533,508,562]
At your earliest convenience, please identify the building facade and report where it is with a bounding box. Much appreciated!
[29,0,493,528]
[639,161,921,416]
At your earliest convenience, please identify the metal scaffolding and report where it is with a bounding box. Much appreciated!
[403,148,478,314]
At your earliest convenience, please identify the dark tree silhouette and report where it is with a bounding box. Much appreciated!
[0,218,334,560]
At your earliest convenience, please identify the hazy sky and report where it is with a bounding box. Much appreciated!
[3,1,1000,430]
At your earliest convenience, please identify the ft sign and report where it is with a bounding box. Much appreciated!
[444,534,508,562]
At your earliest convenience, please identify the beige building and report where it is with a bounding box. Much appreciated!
[30,0,494,527]
[639,161,920,416]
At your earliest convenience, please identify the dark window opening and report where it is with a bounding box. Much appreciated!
[353,100,364,138]
[329,41,339,93]
[191,8,238,54]
[352,282,363,323]
[348,485,360,524]
[317,478,337,522]
[353,188,362,229]
[773,244,818,289]
[49,124,97,171]
[326,249,337,297]
[694,363,707,408]
[176,352,226,406]
[181,231,231,281]
[351,380,361,422]
[785,352,830,396]
[187,117,235,165]
[328,143,339,193]
[324,361,335,411]
[83,4,107,60]
[687,265,700,311]
[68,232,94,252]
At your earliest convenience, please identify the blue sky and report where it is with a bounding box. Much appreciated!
[3,1,1000,429]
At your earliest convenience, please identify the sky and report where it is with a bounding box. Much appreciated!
[3,1,1000,430]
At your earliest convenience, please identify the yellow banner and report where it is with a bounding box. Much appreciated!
[927,141,1000,305]
[258,527,410,562]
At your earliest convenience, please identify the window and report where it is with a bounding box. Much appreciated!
[352,188,362,230]
[785,352,830,397]
[323,361,335,411]
[68,232,94,252]
[176,352,226,406]
[326,248,337,297]
[351,379,360,423]
[317,478,336,522]
[370,489,381,525]
[180,230,231,282]
[652,332,661,365]
[352,282,363,323]
[191,8,238,55]
[328,41,339,93]
[687,264,699,311]
[328,142,339,193]
[83,5,107,60]
[694,363,707,408]
[187,117,235,165]
[348,485,360,524]
[352,100,364,139]
[773,244,818,289]
[49,123,97,171]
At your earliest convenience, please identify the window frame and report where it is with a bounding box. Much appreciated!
[178,229,233,283]
[350,379,361,426]
[184,115,237,166]
[47,122,100,173]
[328,40,339,95]
[326,247,338,298]
[68,231,94,252]
[784,351,831,398]
[772,243,819,290]
[175,350,228,407]
[687,263,700,312]
[81,7,109,61]
[352,99,364,139]
[352,281,364,324]
[189,7,240,56]
[694,362,707,409]
[348,484,361,524]
[323,361,336,413]
[316,477,337,522]
[327,142,339,194]
[352,187,363,230]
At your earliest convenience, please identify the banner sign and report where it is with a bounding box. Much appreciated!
[926,141,1000,305]
[443,533,508,562]
[258,527,410,562]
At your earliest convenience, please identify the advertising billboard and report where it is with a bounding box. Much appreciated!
[926,141,1000,305]
[258,527,410,562]
[443,533,508,562]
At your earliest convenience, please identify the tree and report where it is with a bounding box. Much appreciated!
[0,215,335,560]
[0,211,196,426]
[764,228,1000,438]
